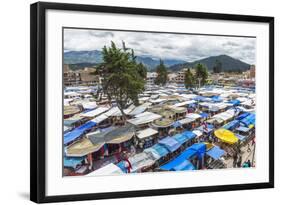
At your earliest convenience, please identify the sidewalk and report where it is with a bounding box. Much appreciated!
[224,142,256,168]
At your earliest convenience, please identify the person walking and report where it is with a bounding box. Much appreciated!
[237,155,242,168]
[247,143,251,152]
[233,154,238,168]
[247,159,251,167]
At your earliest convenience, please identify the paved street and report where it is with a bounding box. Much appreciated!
[224,141,255,168]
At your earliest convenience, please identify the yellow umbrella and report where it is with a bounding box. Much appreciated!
[214,129,238,144]
[249,124,254,129]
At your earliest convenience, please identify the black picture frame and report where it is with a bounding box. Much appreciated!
[30,1,274,203]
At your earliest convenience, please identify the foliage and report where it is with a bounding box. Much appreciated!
[154,59,168,86]
[97,41,147,118]
[213,59,223,73]
[184,68,195,89]
[195,63,209,87]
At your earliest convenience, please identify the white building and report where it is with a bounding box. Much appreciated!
[146,72,158,85]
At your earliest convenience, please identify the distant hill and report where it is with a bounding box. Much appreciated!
[68,63,98,70]
[64,50,186,70]
[64,51,251,72]
[64,50,103,65]
[169,55,251,72]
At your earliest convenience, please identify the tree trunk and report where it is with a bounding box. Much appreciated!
[117,104,127,124]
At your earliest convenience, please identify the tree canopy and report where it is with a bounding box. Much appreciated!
[195,63,208,87]
[184,68,195,89]
[97,41,147,118]
[213,59,223,73]
[154,59,168,86]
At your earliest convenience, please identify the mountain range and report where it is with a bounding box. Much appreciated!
[169,54,251,72]
[64,50,251,72]
[64,50,185,70]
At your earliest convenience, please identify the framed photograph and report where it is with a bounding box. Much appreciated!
[30,2,274,203]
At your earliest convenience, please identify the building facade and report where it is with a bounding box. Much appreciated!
[146,72,158,85]
[64,65,101,86]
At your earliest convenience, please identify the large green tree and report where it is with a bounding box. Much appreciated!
[97,41,147,118]
[154,59,168,86]
[195,63,208,87]
[213,59,223,73]
[184,68,195,89]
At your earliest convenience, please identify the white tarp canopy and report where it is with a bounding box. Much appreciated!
[143,148,161,160]
[104,107,119,116]
[178,117,195,125]
[209,102,229,111]
[110,105,135,116]
[137,128,158,139]
[129,103,150,116]
[248,93,256,99]
[236,97,248,102]
[64,126,71,133]
[83,94,92,98]
[237,106,255,113]
[127,112,162,126]
[200,102,229,111]
[192,130,203,137]
[150,94,159,99]
[128,152,155,172]
[149,98,167,104]
[82,107,110,117]
[82,101,97,110]
[86,163,124,176]
[173,100,196,107]
[64,99,73,105]
[64,91,80,96]
[241,99,255,107]
[186,113,201,120]
[138,97,150,102]
[180,94,198,100]
[91,114,109,124]
[212,109,236,122]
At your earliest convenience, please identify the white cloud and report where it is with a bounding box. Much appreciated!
[64,28,256,64]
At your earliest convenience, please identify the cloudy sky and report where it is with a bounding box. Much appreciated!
[64,28,256,64]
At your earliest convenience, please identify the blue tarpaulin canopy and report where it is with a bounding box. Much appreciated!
[197,124,214,134]
[172,160,195,171]
[172,121,182,128]
[193,96,209,102]
[116,161,127,173]
[159,143,206,171]
[191,143,206,154]
[182,130,197,140]
[158,137,181,152]
[200,112,209,118]
[206,146,225,160]
[223,120,240,130]
[211,96,223,102]
[235,112,250,121]
[188,103,197,108]
[235,126,252,133]
[173,134,187,144]
[64,156,85,168]
[64,121,97,145]
[151,144,170,157]
[228,100,241,106]
[235,134,247,141]
[241,113,255,127]
[159,149,197,171]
